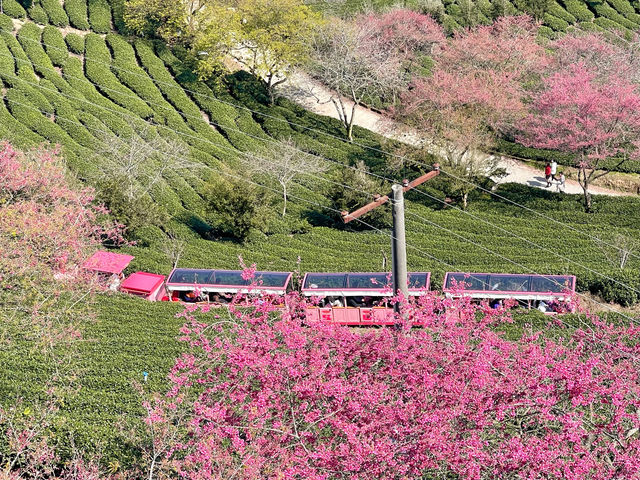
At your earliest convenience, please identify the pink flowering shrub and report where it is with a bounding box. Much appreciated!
[152,288,640,479]
[0,142,124,290]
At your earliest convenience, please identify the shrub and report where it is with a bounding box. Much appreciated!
[548,1,577,22]
[592,2,638,29]
[0,13,14,32]
[204,173,274,242]
[578,20,604,31]
[41,0,69,26]
[27,4,48,24]
[544,12,569,30]
[563,0,595,21]
[65,32,85,54]
[42,26,68,67]
[608,0,635,16]
[537,25,557,38]
[64,0,90,30]
[598,269,639,306]
[96,175,170,233]
[593,16,632,35]
[84,34,154,118]
[88,0,112,34]
[0,0,26,18]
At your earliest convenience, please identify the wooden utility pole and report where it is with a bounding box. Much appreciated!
[342,165,439,313]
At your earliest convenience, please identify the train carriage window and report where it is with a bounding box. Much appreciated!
[347,273,389,289]
[304,273,347,289]
[408,273,428,289]
[168,269,215,284]
[487,274,530,292]
[530,275,571,293]
[212,270,249,286]
[445,273,489,291]
[254,272,290,287]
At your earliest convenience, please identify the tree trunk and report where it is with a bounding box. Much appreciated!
[578,166,592,213]
[347,102,357,143]
[282,183,287,217]
[462,192,468,210]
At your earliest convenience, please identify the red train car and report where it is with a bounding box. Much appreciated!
[164,268,293,302]
[443,272,576,313]
[301,272,431,326]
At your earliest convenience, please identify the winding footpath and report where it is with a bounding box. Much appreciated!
[284,71,626,197]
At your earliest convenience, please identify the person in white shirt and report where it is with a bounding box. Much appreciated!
[556,172,566,193]
[550,160,558,181]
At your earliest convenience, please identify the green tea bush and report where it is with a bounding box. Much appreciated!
[2,31,35,76]
[607,0,635,16]
[577,20,604,30]
[65,32,85,54]
[28,4,48,25]
[544,12,570,30]
[106,34,186,129]
[64,0,90,30]
[106,0,126,32]
[1,0,26,18]
[593,16,633,36]
[592,2,638,29]
[0,13,14,32]
[563,0,595,20]
[84,34,153,118]
[538,25,557,37]
[549,1,578,22]
[87,0,111,34]
[598,269,639,306]
[41,0,69,26]
[42,26,68,66]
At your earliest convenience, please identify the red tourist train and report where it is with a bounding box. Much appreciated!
[84,251,577,324]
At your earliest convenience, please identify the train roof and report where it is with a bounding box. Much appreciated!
[443,272,576,298]
[83,251,134,275]
[121,272,165,295]
[301,272,430,297]
[165,268,292,293]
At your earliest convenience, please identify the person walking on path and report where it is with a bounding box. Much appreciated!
[556,172,566,193]
[550,160,558,181]
[544,162,552,187]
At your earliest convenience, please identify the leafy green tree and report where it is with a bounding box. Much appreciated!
[229,0,322,103]
[205,174,274,242]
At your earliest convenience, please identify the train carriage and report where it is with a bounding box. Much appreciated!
[301,272,431,326]
[164,268,293,303]
[443,272,576,313]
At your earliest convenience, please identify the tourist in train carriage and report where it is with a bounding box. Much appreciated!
[490,298,503,309]
[181,290,201,303]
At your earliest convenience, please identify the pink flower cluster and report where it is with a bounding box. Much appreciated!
[154,291,640,479]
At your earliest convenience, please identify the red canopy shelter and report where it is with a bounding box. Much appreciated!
[82,251,134,275]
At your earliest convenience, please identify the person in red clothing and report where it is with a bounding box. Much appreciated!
[544,162,552,187]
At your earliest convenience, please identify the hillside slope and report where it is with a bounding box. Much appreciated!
[0,1,638,300]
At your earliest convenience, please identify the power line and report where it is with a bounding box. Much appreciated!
[2,55,638,300]
[6,90,640,365]
[2,24,637,264]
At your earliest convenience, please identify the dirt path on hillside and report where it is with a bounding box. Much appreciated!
[283,71,629,197]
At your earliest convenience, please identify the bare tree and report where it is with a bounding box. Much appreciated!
[595,233,639,270]
[96,125,202,204]
[309,20,405,142]
[160,233,186,270]
[245,138,327,216]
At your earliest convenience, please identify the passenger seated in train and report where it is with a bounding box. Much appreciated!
[490,299,503,309]
[323,296,343,307]
[181,290,202,303]
[209,292,232,304]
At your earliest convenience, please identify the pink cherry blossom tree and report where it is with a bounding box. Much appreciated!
[399,16,549,208]
[518,63,640,211]
[144,278,640,480]
[310,9,444,141]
